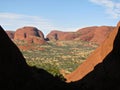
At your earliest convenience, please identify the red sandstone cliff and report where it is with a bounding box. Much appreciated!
[47,26,114,45]
[77,26,114,44]
[14,26,46,45]
[46,30,78,41]
[65,21,120,82]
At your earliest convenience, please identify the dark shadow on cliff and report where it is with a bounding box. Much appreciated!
[0,26,80,90]
[1,25,120,90]
[70,26,120,90]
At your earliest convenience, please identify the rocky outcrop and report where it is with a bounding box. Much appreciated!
[1,21,120,90]
[5,26,114,45]
[14,26,46,45]
[77,26,114,44]
[65,21,120,83]
[46,30,78,41]
[6,31,15,39]
[46,26,114,45]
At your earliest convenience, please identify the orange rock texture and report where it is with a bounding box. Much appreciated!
[65,21,120,82]
[47,26,114,45]
[77,26,114,44]
[14,26,46,44]
[46,30,78,41]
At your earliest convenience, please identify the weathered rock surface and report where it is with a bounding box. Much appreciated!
[65,21,120,86]
[14,26,46,44]
[46,30,78,41]
[46,26,114,45]
[77,26,114,44]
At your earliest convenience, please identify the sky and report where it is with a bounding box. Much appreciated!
[0,0,120,36]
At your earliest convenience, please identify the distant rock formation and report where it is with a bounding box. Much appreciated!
[46,30,78,41]
[0,25,79,90]
[5,26,114,45]
[1,21,120,89]
[65,21,120,84]
[6,31,15,39]
[76,26,114,44]
[47,26,114,45]
[14,26,46,45]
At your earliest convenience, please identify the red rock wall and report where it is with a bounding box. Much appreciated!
[65,22,120,82]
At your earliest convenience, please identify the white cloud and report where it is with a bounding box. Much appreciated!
[90,0,120,19]
[0,13,78,36]
[0,13,59,35]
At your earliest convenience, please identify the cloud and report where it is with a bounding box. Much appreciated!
[89,0,120,19]
[0,13,78,35]
[0,13,59,35]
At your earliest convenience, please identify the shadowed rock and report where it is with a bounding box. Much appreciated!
[5,31,15,39]
[65,21,120,89]
[0,26,78,90]
[66,22,120,82]
[1,21,120,90]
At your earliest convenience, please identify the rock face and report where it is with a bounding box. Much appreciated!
[65,21,120,85]
[46,26,114,45]
[5,26,114,45]
[77,26,114,44]
[14,26,46,44]
[6,31,15,39]
[46,30,78,41]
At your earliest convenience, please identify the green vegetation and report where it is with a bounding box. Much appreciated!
[18,40,98,76]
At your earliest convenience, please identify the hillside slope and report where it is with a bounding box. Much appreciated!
[65,21,120,83]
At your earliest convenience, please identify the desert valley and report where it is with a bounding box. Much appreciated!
[5,24,114,76]
[0,21,120,89]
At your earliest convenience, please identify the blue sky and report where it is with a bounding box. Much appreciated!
[0,0,120,35]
